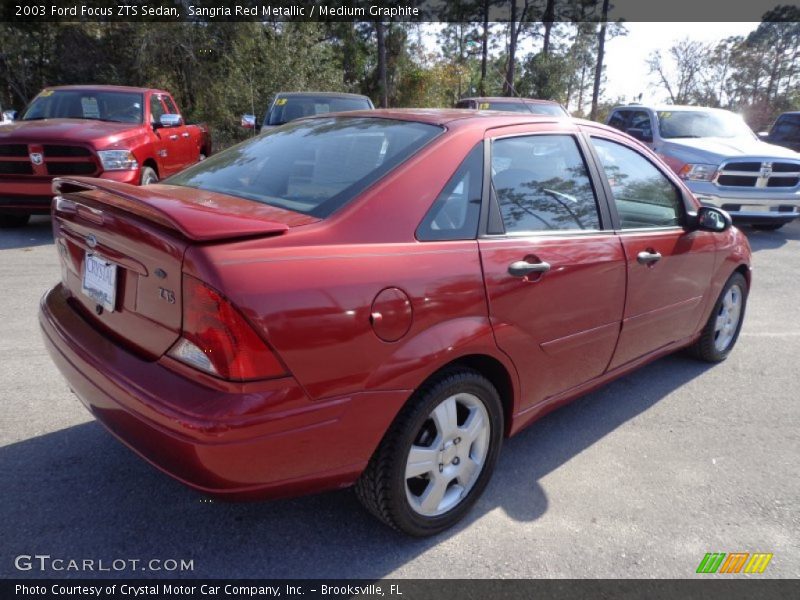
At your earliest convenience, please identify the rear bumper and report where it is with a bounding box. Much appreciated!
[0,171,140,215]
[39,284,408,499]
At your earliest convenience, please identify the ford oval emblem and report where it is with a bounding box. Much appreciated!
[86,234,98,249]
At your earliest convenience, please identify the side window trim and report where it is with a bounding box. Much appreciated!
[584,133,689,232]
[480,132,610,238]
[416,142,485,242]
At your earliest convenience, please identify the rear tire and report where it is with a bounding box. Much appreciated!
[355,368,503,537]
[140,166,158,185]
[0,214,31,228]
[688,272,747,363]
[751,223,784,231]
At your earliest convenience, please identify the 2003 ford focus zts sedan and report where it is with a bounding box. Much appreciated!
[40,110,751,536]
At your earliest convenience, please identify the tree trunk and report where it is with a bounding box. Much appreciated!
[479,0,489,95]
[543,0,556,56]
[376,21,388,108]
[503,1,518,96]
[590,0,610,121]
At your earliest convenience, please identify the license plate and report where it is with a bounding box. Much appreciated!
[82,253,118,312]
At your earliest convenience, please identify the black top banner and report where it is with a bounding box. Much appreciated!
[0,0,797,23]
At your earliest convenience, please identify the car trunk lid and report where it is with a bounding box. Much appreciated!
[52,176,317,359]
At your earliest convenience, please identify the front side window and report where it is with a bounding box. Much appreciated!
[417,144,483,241]
[166,117,442,218]
[22,90,144,124]
[491,135,601,233]
[591,137,683,229]
[150,96,165,124]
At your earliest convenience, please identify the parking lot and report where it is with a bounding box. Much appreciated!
[1,216,798,579]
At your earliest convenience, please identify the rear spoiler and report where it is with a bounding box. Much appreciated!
[53,177,294,242]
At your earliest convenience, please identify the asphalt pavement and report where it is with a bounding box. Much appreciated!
[1,216,798,579]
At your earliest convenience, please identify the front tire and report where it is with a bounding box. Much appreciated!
[688,272,747,362]
[140,166,158,185]
[355,368,503,536]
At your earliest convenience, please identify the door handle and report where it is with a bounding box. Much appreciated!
[181,132,189,138]
[637,250,662,264]
[508,260,551,277]
[169,134,178,141]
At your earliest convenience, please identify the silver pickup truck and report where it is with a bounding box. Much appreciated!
[607,104,800,230]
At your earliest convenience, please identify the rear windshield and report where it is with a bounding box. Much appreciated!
[484,102,567,117]
[267,96,372,126]
[166,117,442,218]
[22,90,144,124]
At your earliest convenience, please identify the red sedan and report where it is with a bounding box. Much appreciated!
[40,110,751,536]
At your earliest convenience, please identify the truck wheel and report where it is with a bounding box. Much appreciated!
[0,214,30,228]
[688,272,747,363]
[751,224,784,231]
[355,368,503,537]
[140,167,158,185]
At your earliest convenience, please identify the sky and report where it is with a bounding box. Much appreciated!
[426,21,761,108]
[603,22,760,104]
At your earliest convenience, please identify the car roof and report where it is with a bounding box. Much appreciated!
[44,85,168,95]
[460,96,561,105]
[302,108,609,132]
[275,91,372,100]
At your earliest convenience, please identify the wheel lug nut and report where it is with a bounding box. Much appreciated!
[452,457,460,465]
[454,437,461,445]
[439,463,444,473]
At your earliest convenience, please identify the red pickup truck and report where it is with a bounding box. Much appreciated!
[0,85,211,227]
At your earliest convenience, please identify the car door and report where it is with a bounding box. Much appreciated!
[583,128,718,369]
[478,126,626,412]
[162,94,195,168]
[149,94,183,176]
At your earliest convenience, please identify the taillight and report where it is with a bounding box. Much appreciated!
[168,275,286,381]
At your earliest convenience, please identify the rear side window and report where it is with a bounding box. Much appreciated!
[417,144,483,241]
[491,135,601,233]
[628,111,653,138]
[591,137,683,229]
[166,118,442,218]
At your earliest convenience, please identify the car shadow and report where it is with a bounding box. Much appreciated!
[0,216,53,250]
[0,354,711,579]
[743,221,800,252]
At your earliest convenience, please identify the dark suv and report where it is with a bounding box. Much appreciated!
[760,112,800,153]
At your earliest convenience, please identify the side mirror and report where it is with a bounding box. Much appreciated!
[693,206,732,232]
[158,114,183,128]
[2,110,16,122]
[241,114,257,129]
[626,128,653,143]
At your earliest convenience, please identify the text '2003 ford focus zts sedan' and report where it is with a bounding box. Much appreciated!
[40,110,751,536]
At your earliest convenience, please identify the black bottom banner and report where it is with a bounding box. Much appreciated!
[3,579,800,600]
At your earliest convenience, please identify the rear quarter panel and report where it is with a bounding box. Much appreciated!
[181,122,517,406]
